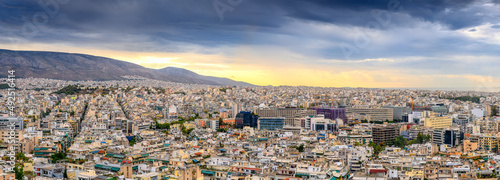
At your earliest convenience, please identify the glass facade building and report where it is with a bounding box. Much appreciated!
[314,108,347,124]
[258,118,285,130]
[235,111,258,128]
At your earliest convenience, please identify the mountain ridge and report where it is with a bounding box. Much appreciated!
[0,49,254,86]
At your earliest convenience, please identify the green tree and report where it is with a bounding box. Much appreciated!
[51,152,66,163]
[129,136,136,146]
[13,165,24,180]
[369,142,385,157]
[492,105,498,117]
[15,152,29,162]
[410,133,431,145]
[296,144,305,152]
[392,136,407,148]
[64,168,68,178]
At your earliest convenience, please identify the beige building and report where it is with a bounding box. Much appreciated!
[463,140,478,153]
[133,172,161,180]
[424,116,452,128]
[346,108,393,122]
[478,134,500,152]
[0,172,14,180]
[174,166,203,180]
[0,130,23,152]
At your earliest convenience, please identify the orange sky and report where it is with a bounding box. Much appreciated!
[1,43,498,90]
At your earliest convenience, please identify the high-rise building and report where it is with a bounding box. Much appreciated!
[431,105,448,115]
[258,117,285,130]
[474,118,499,133]
[433,128,459,147]
[383,106,412,121]
[372,124,400,145]
[255,108,316,127]
[424,116,452,128]
[314,108,348,124]
[454,114,471,126]
[235,111,258,128]
[0,116,24,130]
[210,120,219,131]
[478,134,500,152]
[346,108,393,122]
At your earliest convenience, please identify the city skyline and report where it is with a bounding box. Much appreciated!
[1,0,500,89]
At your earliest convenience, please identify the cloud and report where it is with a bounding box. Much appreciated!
[1,0,500,88]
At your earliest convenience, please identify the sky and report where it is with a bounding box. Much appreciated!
[0,0,500,90]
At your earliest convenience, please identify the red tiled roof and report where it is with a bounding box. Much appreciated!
[244,168,262,171]
[369,169,387,174]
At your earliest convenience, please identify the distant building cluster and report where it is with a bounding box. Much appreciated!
[0,77,500,180]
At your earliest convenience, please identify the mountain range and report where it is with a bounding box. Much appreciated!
[0,49,253,86]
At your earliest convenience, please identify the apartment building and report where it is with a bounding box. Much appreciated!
[424,116,452,128]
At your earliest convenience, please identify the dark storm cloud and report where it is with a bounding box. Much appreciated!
[0,0,499,61]
[0,0,496,35]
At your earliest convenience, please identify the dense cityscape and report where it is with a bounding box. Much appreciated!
[1,77,499,180]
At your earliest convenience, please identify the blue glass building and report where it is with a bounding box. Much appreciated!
[235,111,258,128]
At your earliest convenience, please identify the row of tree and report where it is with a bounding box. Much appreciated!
[392,133,431,149]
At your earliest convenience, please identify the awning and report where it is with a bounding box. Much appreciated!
[201,170,215,175]
[295,173,309,176]
[111,167,121,172]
